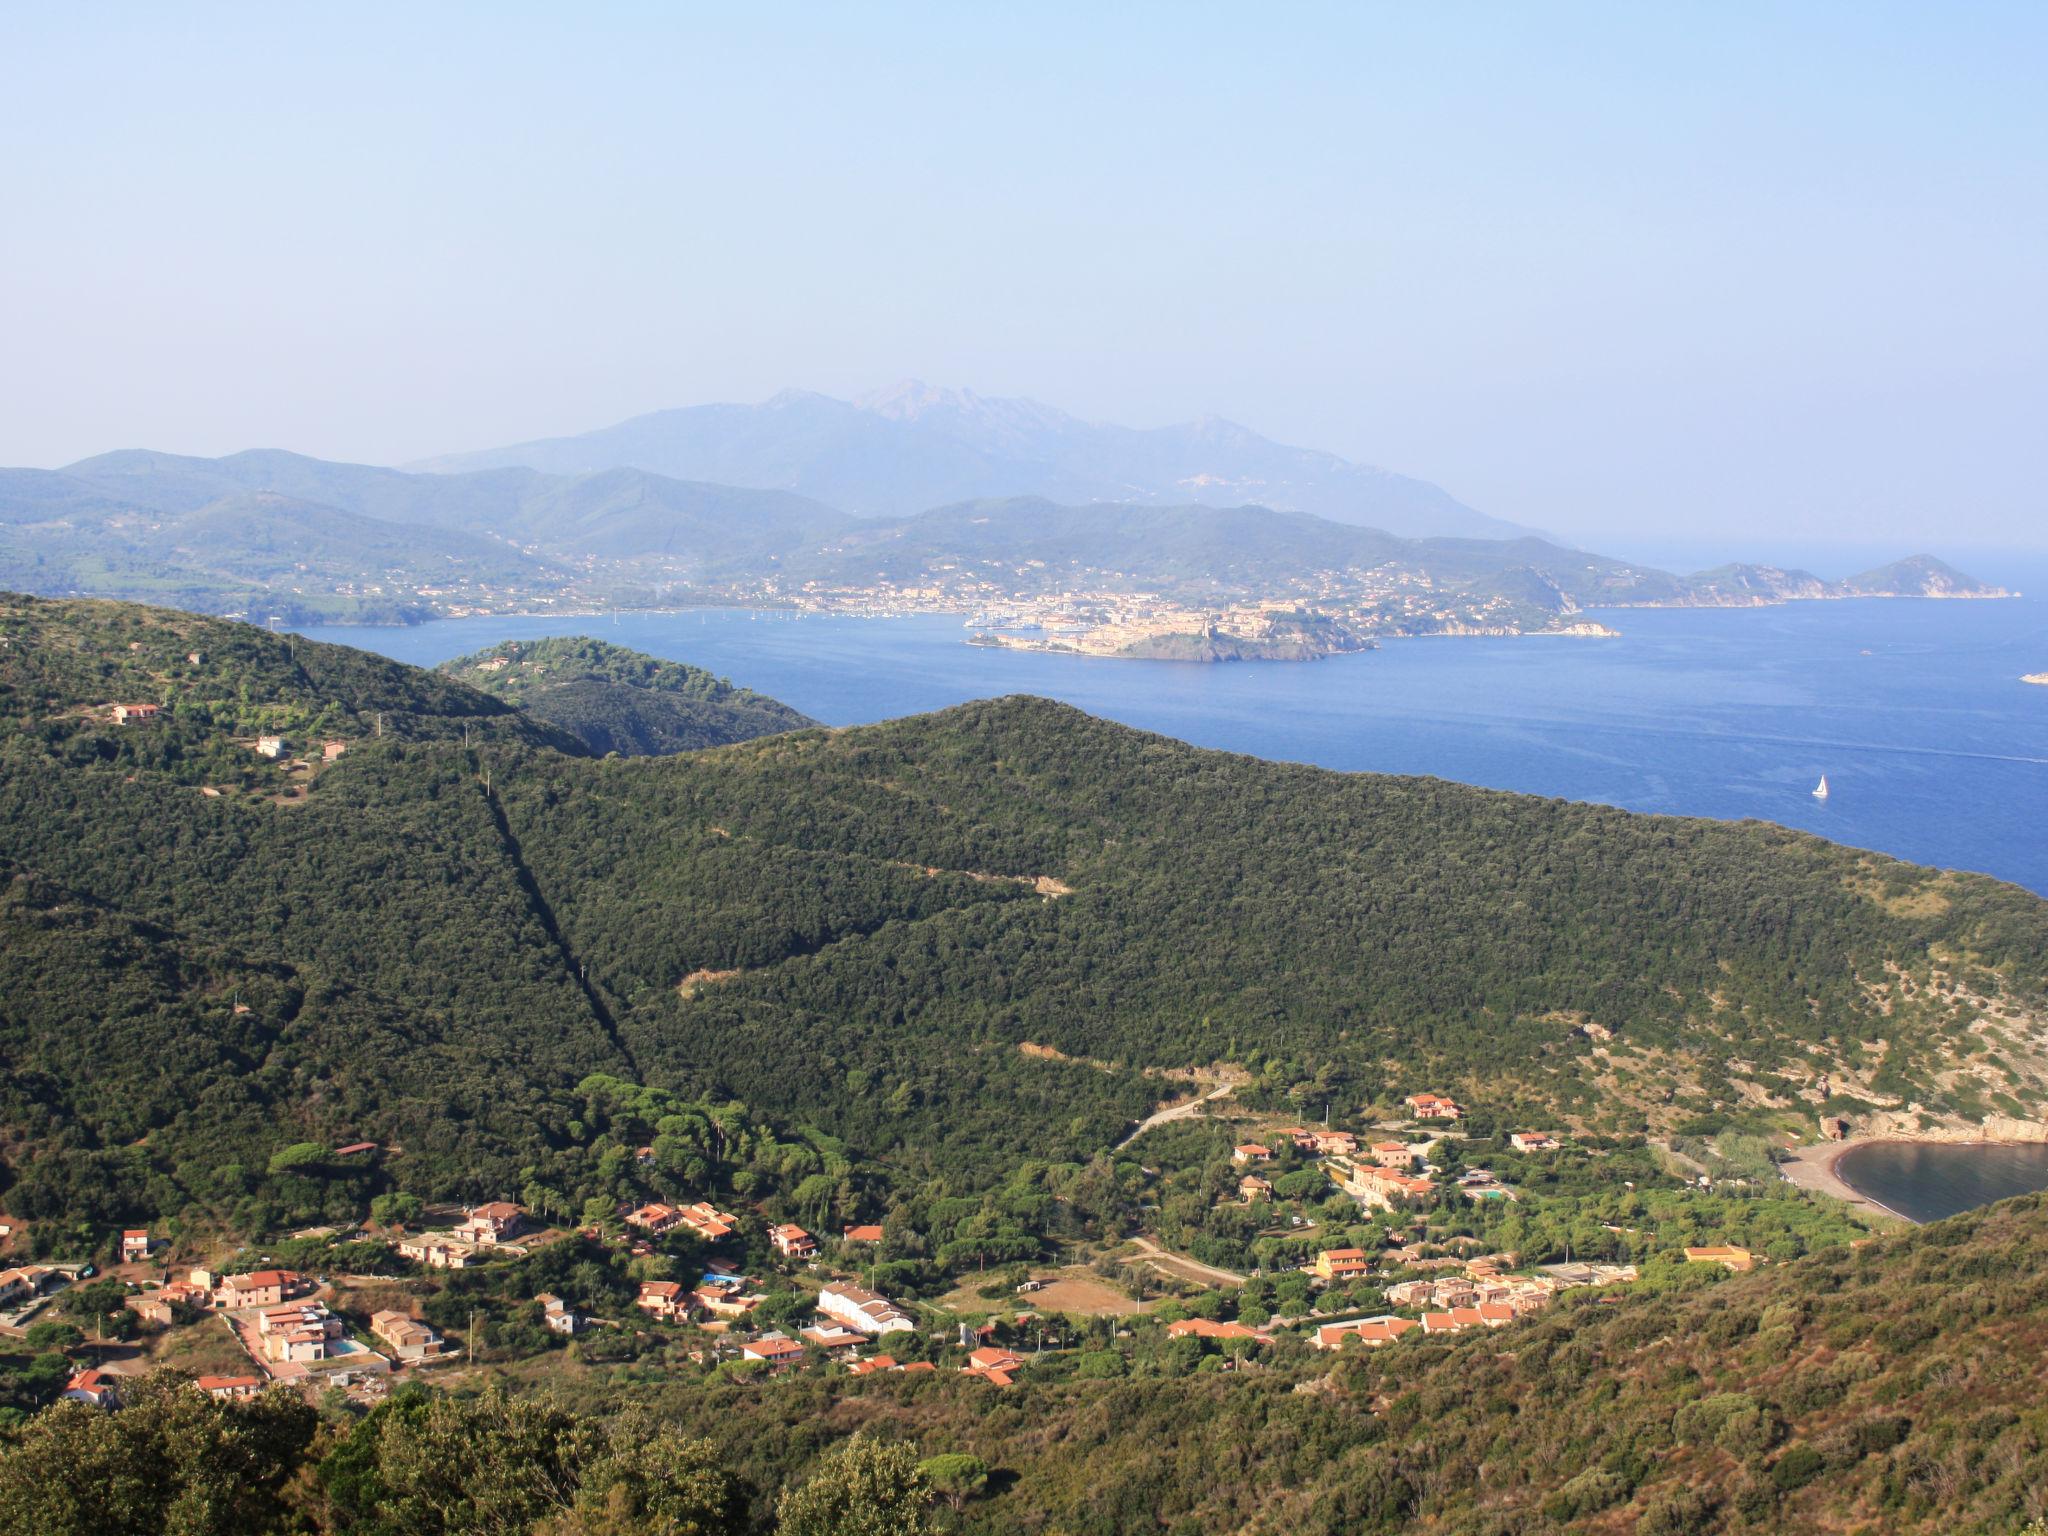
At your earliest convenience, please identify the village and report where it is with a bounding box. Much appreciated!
[0,1090,1787,1415]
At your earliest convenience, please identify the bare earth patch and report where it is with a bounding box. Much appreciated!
[939,1264,1149,1318]
[677,968,741,998]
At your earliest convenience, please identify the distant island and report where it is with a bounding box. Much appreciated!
[2025,672,2048,687]
[0,406,2014,661]
[969,606,1376,662]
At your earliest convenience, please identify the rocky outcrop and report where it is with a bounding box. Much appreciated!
[1846,1109,2048,1144]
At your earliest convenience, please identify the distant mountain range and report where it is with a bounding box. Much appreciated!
[0,430,2010,642]
[411,381,1532,540]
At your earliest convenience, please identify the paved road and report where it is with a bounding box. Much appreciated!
[1115,1082,1234,1150]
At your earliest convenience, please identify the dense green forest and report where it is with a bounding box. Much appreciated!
[6,1193,2048,1533]
[440,636,815,756]
[1,593,2045,1236]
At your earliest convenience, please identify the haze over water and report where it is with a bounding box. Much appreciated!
[303,573,2048,896]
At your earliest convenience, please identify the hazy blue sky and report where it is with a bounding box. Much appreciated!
[3,3,2042,550]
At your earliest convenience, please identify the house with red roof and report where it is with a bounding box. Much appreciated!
[1166,1317,1262,1341]
[64,1368,121,1407]
[963,1345,1025,1386]
[636,1280,688,1321]
[1311,1316,1418,1351]
[1404,1093,1463,1121]
[456,1202,524,1245]
[741,1334,806,1371]
[195,1374,264,1400]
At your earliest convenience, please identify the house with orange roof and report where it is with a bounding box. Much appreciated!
[741,1334,806,1370]
[215,1269,303,1309]
[456,1202,524,1245]
[694,1285,763,1321]
[1231,1143,1273,1165]
[626,1202,684,1235]
[801,1323,866,1356]
[842,1224,885,1244]
[371,1310,446,1362]
[770,1223,817,1260]
[1683,1245,1756,1272]
[679,1202,741,1241]
[257,1300,342,1363]
[1166,1317,1261,1341]
[963,1345,1025,1386]
[636,1280,688,1321]
[1312,1247,1373,1283]
[195,1374,264,1400]
[1311,1316,1417,1351]
[1328,1157,1437,1211]
[64,1368,120,1407]
[397,1235,480,1269]
[1404,1093,1462,1121]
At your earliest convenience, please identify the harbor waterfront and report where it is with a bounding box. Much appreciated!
[304,584,2048,895]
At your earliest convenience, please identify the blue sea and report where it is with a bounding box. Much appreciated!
[1834,1141,2048,1224]
[302,558,2048,896]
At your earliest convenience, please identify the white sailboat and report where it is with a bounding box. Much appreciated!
[1812,775,1830,799]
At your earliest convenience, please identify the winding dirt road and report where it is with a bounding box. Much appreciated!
[1115,1082,1234,1150]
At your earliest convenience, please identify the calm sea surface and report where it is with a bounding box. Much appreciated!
[301,580,2048,895]
[1834,1141,2048,1223]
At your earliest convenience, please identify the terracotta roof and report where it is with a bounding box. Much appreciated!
[1167,1317,1260,1340]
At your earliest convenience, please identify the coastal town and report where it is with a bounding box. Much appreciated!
[0,1088,1820,1418]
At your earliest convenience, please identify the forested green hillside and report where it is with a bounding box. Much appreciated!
[1,594,2045,1237]
[507,695,2048,1161]
[440,636,815,755]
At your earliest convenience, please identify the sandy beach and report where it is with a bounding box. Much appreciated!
[1777,1138,1916,1223]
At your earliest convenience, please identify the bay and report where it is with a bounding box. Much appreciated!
[1834,1141,2048,1224]
[300,582,2048,895]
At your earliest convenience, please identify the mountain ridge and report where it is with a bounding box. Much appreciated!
[407,381,1535,540]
